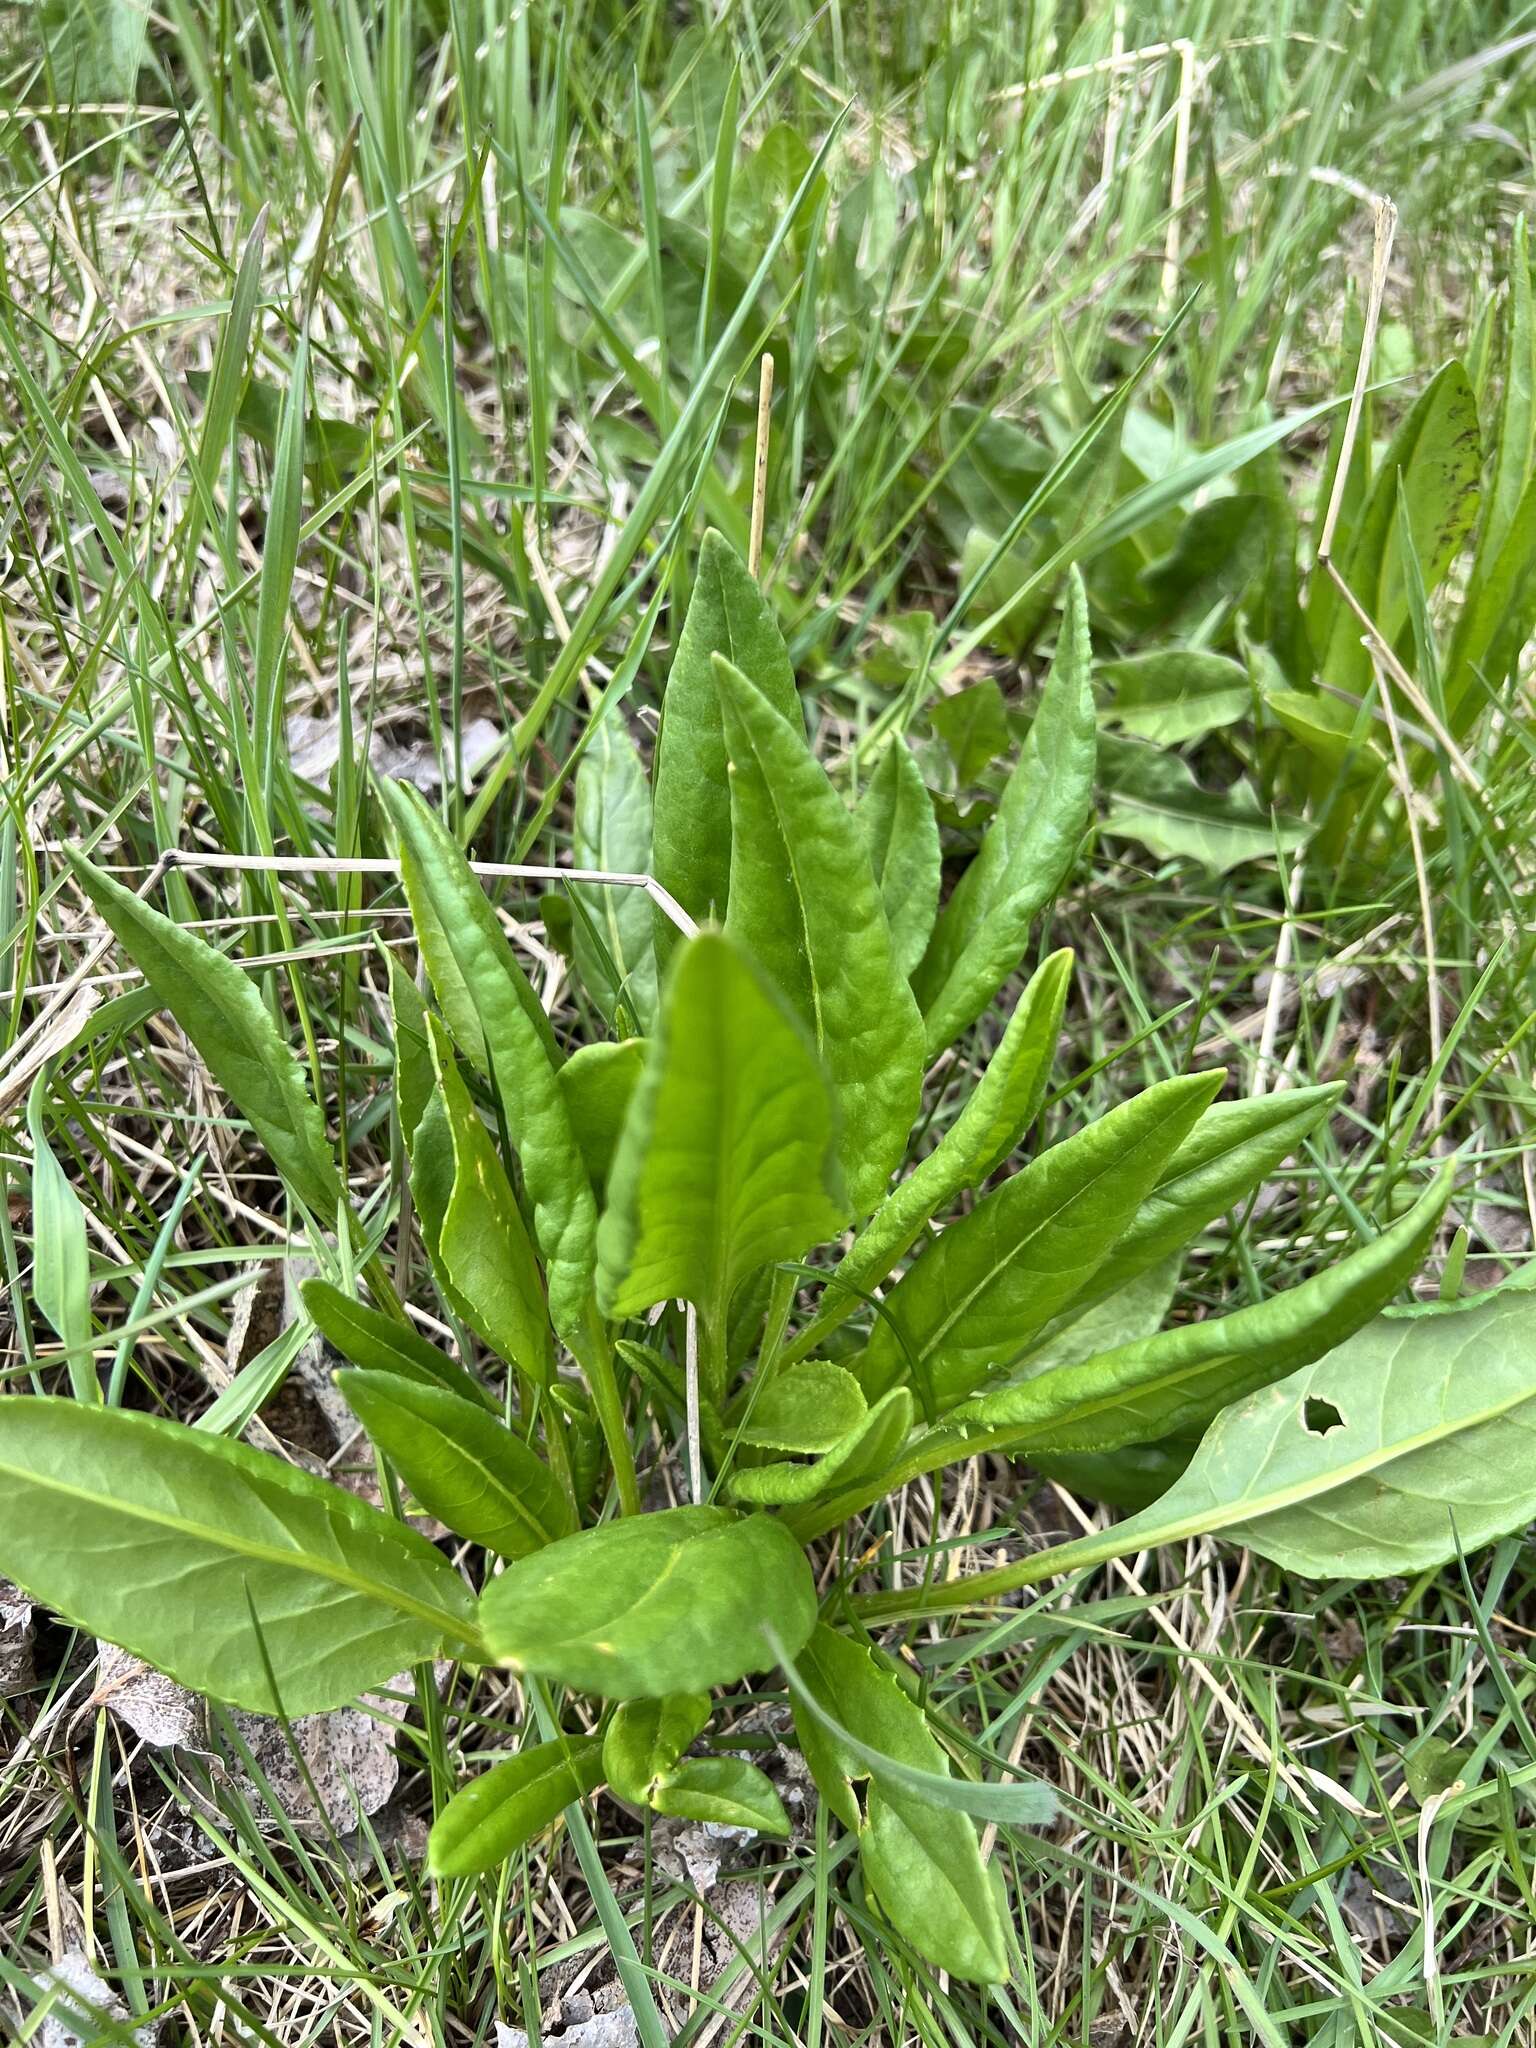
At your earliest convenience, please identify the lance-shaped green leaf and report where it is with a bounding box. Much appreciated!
[557,1038,646,1191]
[571,710,659,1031]
[65,851,342,1220]
[27,1074,96,1404]
[857,1071,1222,1409]
[1042,1081,1343,1333]
[595,933,846,1350]
[428,1736,605,1878]
[729,1388,913,1507]
[381,780,595,1339]
[603,1693,710,1803]
[651,528,801,940]
[802,950,1072,1354]
[990,1286,1536,1587]
[337,1372,571,1558]
[301,1277,496,1413]
[1322,359,1481,694]
[789,1625,1008,1984]
[652,1758,790,1835]
[961,1166,1453,1454]
[0,1398,476,1714]
[387,953,434,1144]
[912,570,1095,1056]
[426,1018,554,1385]
[716,654,925,1213]
[479,1505,816,1700]
[856,737,941,978]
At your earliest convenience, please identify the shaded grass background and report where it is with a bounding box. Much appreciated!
[2,1,1536,2041]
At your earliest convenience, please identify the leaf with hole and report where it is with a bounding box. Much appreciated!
[1033,1284,1536,1581]
[962,1167,1453,1453]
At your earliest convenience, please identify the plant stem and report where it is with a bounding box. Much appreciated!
[853,1521,1136,1623]
[583,1321,641,1516]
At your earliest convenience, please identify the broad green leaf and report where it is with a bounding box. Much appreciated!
[479,1505,816,1699]
[928,677,1009,782]
[382,781,595,1341]
[556,1039,646,1191]
[595,933,846,1356]
[1322,359,1482,694]
[1035,1286,1536,1581]
[962,1167,1453,1454]
[1100,650,1251,743]
[26,1074,96,1404]
[1044,1081,1343,1329]
[571,712,659,1031]
[855,738,941,978]
[300,1278,495,1414]
[716,654,925,1212]
[0,1398,476,1713]
[427,1736,604,1878]
[912,569,1095,1056]
[789,1625,1007,1983]
[858,1071,1222,1410]
[651,528,800,938]
[807,950,1072,1350]
[603,1693,710,1803]
[66,852,342,1220]
[738,1361,867,1453]
[1099,736,1307,873]
[729,1388,913,1507]
[336,1372,571,1558]
[652,1757,790,1835]
[426,1019,554,1385]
